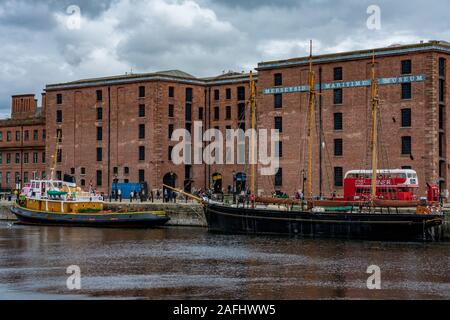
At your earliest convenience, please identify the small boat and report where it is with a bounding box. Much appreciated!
[11,179,170,228]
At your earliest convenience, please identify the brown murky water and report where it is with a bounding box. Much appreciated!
[0,221,449,300]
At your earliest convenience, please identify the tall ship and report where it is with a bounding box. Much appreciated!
[11,133,170,228]
[170,42,445,242]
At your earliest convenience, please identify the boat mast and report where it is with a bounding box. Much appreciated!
[250,70,257,197]
[370,53,379,204]
[306,40,316,202]
[50,130,61,181]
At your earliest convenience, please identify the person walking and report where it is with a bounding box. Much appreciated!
[118,188,122,202]
[130,191,134,203]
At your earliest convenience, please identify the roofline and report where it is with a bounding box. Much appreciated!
[257,41,450,70]
[46,73,258,91]
[11,94,36,98]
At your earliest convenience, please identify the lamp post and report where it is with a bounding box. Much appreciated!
[232,170,236,204]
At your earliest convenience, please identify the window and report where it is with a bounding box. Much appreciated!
[139,146,145,161]
[334,67,343,81]
[334,113,343,130]
[440,79,445,103]
[33,152,38,164]
[15,153,20,164]
[15,131,20,141]
[439,58,446,77]
[214,107,220,121]
[6,172,10,185]
[169,86,175,98]
[96,126,103,141]
[238,103,246,120]
[402,166,412,170]
[124,167,129,175]
[43,129,46,140]
[124,179,129,183]
[96,90,103,101]
[33,130,38,140]
[334,167,343,187]
[186,88,193,102]
[168,124,174,139]
[276,141,283,158]
[238,122,245,131]
[96,147,102,162]
[139,124,145,139]
[56,129,62,142]
[275,117,283,132]
[24,130,29,141]
[56,94,62,105]
[56,110,62,123]
[24,172,28,183]
[401,136,412,155]
[226,106,231,120]
[6,153,11,164]
[7,132,11,142]
[0,153,2,164]
[402,83,412,100]
[198,107,204,120]
[139,86,145,98]
[334,139,343,156]
[139,104,145,117]
[113,167,118,175]
[97,107,103,120]
[81,167,86,175]
[275,168,283,187]
[185,103,192,122]
[274,94,282,108]
[24,153,29,164]
[401,108,412,127]
[334,88,343,104]
[57,149,62,163]
[80,179,86,186]
[168,146,173,161]
[401,60,412,75]
[70,168,75,175]
[0,132,3,142]
[226,88,231,100]
[96,170,102,186]
[274,73,282,86]
[168,104,174,117]
[186,123,192,134]
[139,169,145,183]
[237,86,245,101]
[42,152,46,164]
[214,90,220,101]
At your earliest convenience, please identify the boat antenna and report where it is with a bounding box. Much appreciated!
[306,40,316,204]
[370,51,379,206]
[249,70,257,200]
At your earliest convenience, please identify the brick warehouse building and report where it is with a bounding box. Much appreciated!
[3,40,450,198]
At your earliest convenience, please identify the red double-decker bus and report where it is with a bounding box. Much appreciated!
[343,169,419,201]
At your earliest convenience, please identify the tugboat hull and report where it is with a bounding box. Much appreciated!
[11,205,170,228]
[205,204,444,242]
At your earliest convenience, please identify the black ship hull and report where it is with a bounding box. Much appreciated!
[204,204,444,242]
[11,205,170,229]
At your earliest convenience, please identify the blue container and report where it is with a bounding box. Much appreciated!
[111,183,141,199]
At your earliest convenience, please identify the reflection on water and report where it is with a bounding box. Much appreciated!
[0,222,449,300]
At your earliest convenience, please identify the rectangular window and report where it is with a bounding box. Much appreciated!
[139,124,145,139]
[276,141,283,158]
[334,88,343,104]
[139,86,145,98]
[56,94,62,105]
[15,153,20,164]
[33,152,38,164]
[139,146,145,161]
[169,86,175,98]
[274,94,282,108]
[15,131,20,141]
[274,73,282,86]
[7,132,11,142]
[96,90,103,101]
[401,60,412,75]
[275,168,283,187]
[6,172,10,185]
[0,132,3,142]
[214,89,220,101]
[238,103,246,120]
[0,153,2,164]
[113,167,118,175]
[402,83,412,100]
[237,86,245,101]
[33,130,38,141]
[439,79,445,103]
[401,108,412,127]
[42,152,46,164]
[43,129,46,140]
[168,104,174,117]
[334,167,343,187]
[96,126,103,141]
[96,147,102,162]
[214,106,220,121]
[139,169,145,183]
[81,167,86,175]
[185,103,192,121]
[334,139,343,156]
[168,146,173,161]
[439,58,446,77]
[24,172,28,183]
[226,88,231,100]
[334,67,343,81]
[56,129,62,142]
[70,168,75,175]
[334,113,343,130]
[7,153,11,164]
[139,104,145,117]
[24,130,29,141]
[96,170,102,186]
[56,110,62,123]
[186,88,193,102]
[168,124,174,139]
[226,106,232,120]
[275,116,283,132]
[24,153,29,164]
[57,149,62,163]
[401,136,412,155]
[198,107,204,120]
[97,107,103,120]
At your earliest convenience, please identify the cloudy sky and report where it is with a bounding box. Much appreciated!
[0,0,449,116]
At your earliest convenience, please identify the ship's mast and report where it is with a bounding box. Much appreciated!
[306,40,316,202]
[370,53,379,204]
[249,71,257,197]
[50,131,61,181]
